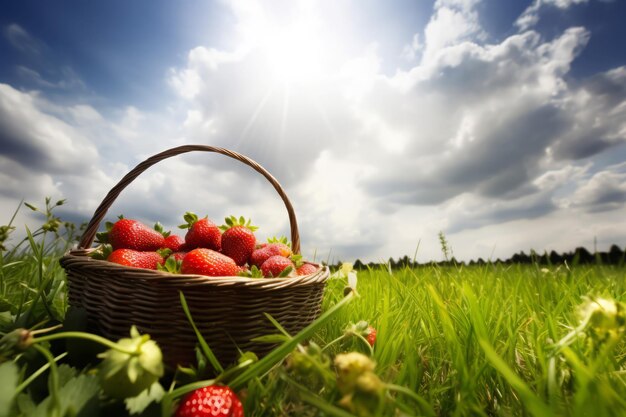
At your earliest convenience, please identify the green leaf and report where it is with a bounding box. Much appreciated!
[125,382,165,415]
[30,374,100,417]
[0,362,18,417]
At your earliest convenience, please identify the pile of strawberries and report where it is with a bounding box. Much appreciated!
[95,212,318,278]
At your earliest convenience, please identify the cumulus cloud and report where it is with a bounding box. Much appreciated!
[515,0,611,31]
[570,167,626,212]
[2,0,625,261]
[0,84,98,174]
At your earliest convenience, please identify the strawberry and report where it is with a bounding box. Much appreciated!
[249,243,292,267]
[181,248,238,277]
[100,218,166,251]
[168,251,187,262]
[107,249,165,270]
[179,212,221,251]
[261,255,295,278]
[366,326,377,347]
[296,263,318,276]
[164,234,186,252]
[175,385,243,417]
[220,216,258,266]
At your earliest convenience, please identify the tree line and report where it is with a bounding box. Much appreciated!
[348,245,626,269]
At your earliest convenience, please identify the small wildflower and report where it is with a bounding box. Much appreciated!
[578,296,626,344]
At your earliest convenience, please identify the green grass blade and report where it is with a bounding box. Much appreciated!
[178,291,224,374]
[229,291,355,390]
[478,338,552,417]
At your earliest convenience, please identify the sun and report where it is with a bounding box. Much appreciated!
[259,17,327,85]
[264,22,324,83]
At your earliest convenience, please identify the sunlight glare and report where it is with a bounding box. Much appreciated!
[262,20,326,85]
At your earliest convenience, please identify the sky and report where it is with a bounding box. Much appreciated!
[1,0,625,263]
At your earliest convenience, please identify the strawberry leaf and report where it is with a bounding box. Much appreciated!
[0,362,18,417]
[125,382,165,415]
[30,374,100,417]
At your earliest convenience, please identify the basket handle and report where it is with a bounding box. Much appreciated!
[77,145,301,254]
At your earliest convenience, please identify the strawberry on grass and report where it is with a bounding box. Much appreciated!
[220,216,258,266]
[366,326,377,347]
[175,385,243,417]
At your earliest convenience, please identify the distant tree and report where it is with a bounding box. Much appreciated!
[549,250,562,265]
[609,245,625,265]
[354,259,364,270]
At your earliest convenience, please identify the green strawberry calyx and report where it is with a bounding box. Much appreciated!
[88,244,113,260]
[219,215,259,232]
[153,222,171,238]
[238,265,264,278]
[178,212,206,230]
[95,215,125,244]
[157,256,182,274]
[267,235,291,247]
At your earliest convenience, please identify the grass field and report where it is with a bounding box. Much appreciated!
[1,211,626,416]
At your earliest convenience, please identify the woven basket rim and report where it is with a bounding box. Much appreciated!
[61,250,329,288]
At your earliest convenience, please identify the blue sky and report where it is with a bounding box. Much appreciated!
[1,0,625,262]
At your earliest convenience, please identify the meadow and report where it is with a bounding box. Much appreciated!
[1,204,626,416]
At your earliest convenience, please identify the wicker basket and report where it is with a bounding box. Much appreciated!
[60,145,330,368]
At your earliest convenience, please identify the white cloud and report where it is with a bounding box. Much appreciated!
[515,0,605,31]
[570,168,626,212]
[1,1,625,262]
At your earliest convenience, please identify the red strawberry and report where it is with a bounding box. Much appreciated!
[104,219,166,251]
[366,326,377,347]
[107,249,165,270]
[180,212,221,251]
[164,235,186,252]
[175,385,243,417]
[168,251,187,262]
[220,216,258,266]
[181,248,238,277]
[249,243,292,267]
[260,255,295,278]
[296,263,318,276]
